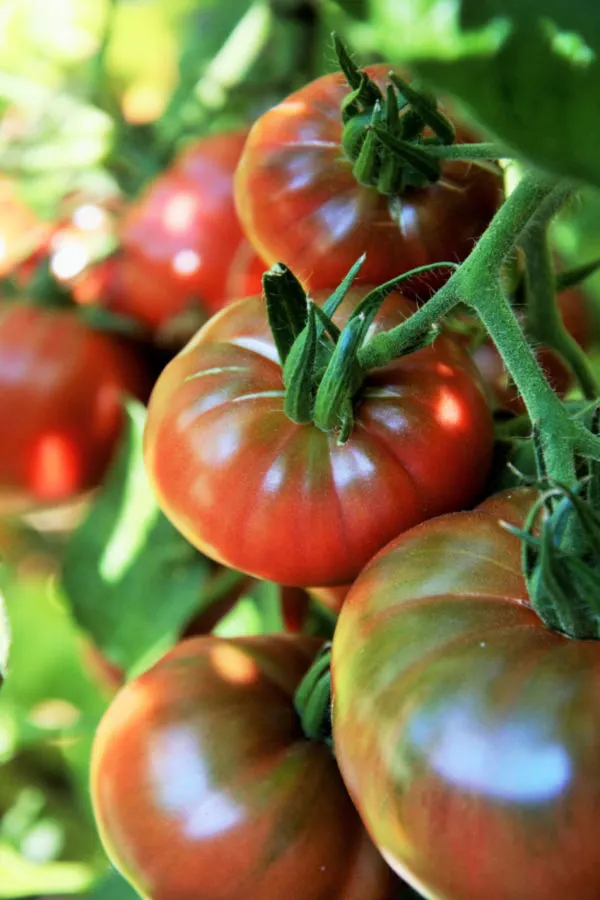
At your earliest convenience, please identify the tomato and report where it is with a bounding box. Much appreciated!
[331,486,600,900]
[0,304,149,514]
[144,287,493,587]
[104,131,265,332]
[308,584,351,615]
[91,635,400,900]
[473,286,594,412]
[235,66,503,296]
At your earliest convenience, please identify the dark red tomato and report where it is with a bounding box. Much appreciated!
[144,287,493,587]
[332,487,600,900]
[235,66,503,296]
[91,635,399,900]
[0,305,149,514]
[473,287,594,412]
[104,131,265,332]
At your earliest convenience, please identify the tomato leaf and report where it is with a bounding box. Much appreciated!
[371,0,600,186]
[61,401,213,675]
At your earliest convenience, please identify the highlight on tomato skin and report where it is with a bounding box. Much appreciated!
[91,634,400,900]
[331,487,600,900]
[235,65,504,299]
[100,130,266,334]
[0,304,150,515]
[143,286,494,588]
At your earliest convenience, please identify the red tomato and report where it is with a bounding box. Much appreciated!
[331,487,600,900]
[104,132,265,332]
[91,635,400,900]
[0,304,149,514]
[235,66,503,296]
[144,287,493,587]
[473,287,594,412]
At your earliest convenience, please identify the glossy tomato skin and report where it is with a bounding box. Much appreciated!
[332,487,600,900]
[235,66,503,296]
[474,287,593,412]
[0,305,149,514]
[105,131,264,332]
[144,287,493,587]
[91,635,399,900]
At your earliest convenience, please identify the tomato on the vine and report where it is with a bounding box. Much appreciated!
[0,304,149,514]
[91,635,400,900]
[235,66,503,296]
[104,131,264,332]
[331,487,600,900]
[144,286,493,587]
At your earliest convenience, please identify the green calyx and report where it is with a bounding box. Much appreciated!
[263,258,444,442]
[294,643,333,746]
[333,33,455,194]
[506,415,600,640]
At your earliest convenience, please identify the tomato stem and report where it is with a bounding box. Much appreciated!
[294,643,333,745]
[359,170,600,481]
[520,220,599,400]
[424,141,510,160]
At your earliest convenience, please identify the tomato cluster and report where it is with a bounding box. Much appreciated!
[3,48,598,900]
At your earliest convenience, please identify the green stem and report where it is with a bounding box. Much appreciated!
[476,280,577,484]
[359,170,557,368]
[425,141,510,160]
[358,169,600,480]
[520,223,599,400]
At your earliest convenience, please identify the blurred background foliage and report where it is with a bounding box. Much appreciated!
[1,0,600,897]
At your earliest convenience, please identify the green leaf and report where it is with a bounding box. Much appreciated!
[61,402,213,676]
[372,0,600,187]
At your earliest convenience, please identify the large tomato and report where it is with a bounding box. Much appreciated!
[473,286,594,412]
[235,66,503,295]
[0,304,149,514]
[144,287,493,587]
[91,635,400,900]
[104,131,264,332]
[331,487,600,900]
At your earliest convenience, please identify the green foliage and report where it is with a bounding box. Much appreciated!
[61,402,214,676]
[370,0,600,187]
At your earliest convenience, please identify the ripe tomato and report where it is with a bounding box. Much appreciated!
[104,131,264,332]
[235,66,503,296]
[331,487,600,900]
[473,286,593,412]
[0,304,149,514]
[144,287,493,587]
[91,635,400,900]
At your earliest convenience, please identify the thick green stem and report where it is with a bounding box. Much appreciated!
[425,141,510,160]
[476,281,578,485]
[358,279,459,369]
[520,224,599,400]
